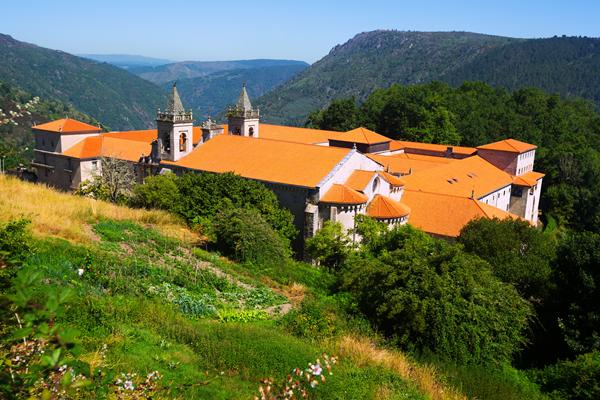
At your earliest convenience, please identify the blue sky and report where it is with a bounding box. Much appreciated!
[3,0,599,63]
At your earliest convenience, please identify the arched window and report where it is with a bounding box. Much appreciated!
[179,132,187,152]
[372,177,379,193]
[249,127,254,136]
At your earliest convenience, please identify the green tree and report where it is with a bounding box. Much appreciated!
[305,98,361,132]
[341,225,532,364]
[458,218,556,300]
[212,206,289,264]
[305,221,350,271]
[131,172,180,210]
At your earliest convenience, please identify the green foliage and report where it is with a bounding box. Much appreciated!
[306,98,361,131]
[280,298,339,342]
[258,31,600,126]
[305,221,350,271]
[0,219,32,270]
[171,172,297,243]
[0,34,166,130]
[131,172,180,210]
[341,224,532,364]
[218,309,269,323]
[213,206,289,264]
[147,283,217,317]
[458,217,557,299]
[530,352,600,400]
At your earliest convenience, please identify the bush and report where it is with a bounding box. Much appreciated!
[131,172,180,210]
[212,206,290,264]
[530,352,600,400]
[305,221,350,270]
[0,219,32,289]
[280,298,339,341]
[341,224,532,364]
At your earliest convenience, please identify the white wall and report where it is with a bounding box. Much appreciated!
[317,151,382,199]
[516,149,536,176]
[60,132,101,152]
[478,184,512,212]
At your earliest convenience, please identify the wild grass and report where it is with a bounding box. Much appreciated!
[0,175,196,244]
[337,336,466,400]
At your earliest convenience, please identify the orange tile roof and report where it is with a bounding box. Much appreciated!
[403,156,513,199]
[63,136,151,161]
[390,140,477,155]
[165,135,351,188]
[258,123,344,145]
[368,153,454,174]
[103,126,203,144]
[334,127,391,145]
[320,184,368,204]
[367,195,411,219]
[402,190,517,237]
[477,138,537,153]
[378,171,406,187]
[512,171,545,187]
[345,170,377,191]
[34,118,101,134]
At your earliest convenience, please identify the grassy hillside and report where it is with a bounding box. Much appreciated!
[1,175,481,399]
[256,31,600,126]
[0,34,167,130]
[132,59,309,84]
[166,64,308,118]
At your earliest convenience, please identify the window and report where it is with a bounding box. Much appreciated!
[249,127,255,136]
[179,132,187,152]
[372,177,380,192]
[91,160,98,171]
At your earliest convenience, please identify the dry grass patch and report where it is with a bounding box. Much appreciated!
[338,336,466,400]
[0,175,197,244]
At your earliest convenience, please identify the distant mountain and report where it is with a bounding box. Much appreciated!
[256,30,600,125]
[132,59,309,84]
[168,64,308,118]
[0,34,167,130]
[78,54,173,69]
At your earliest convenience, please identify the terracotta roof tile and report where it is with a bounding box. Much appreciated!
[345,170,377,191]
[367,195,411,219]
[368,153,454,174]
[477,138,537,153]
[320,184,368,204]
[63,136,151,161]
[403,156,513,198]
[403,190,518,237]
[103,126,203,145]
[390,140,477,155]
[166,135,351,188]
[378,171,406,186]
[512,171,545,187]
[258,124,343,145]
[34,118,101,134]
[334,127,391,145]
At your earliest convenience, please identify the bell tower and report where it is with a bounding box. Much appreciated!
[227,84,259,138]
[156,83,194,161]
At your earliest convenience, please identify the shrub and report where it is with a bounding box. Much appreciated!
[530,351,600,400]
[131,172,180,210]
[212,206,289,264]
[305,221,350,270]
[280,298,340,342]
[218,309,269,323]
[341,224,532,364]
[0,219,32,290]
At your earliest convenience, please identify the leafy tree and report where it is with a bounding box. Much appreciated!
[212,206,289,264]
[341,224,532,364]
[131,172,180,210]
[173,172,297,244]
[305,221,350,271]
[305,98,361,131]
[76,157,135,204]
[458,218,556,300]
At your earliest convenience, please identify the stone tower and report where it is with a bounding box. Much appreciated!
[156,83,194,161]
[227,84,259,137]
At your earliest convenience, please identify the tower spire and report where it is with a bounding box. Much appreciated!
[166,82,185,114]
[237,83,252,111]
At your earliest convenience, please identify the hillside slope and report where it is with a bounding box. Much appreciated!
[256,31,516,125]
[0,34,167,130]
[131,59,309,84]
[256,30,600,125]
[0,175,471,399]
[167,64,308,117]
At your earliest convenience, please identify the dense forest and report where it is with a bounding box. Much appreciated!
[0,34,166,130]
[257,31,600,125]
